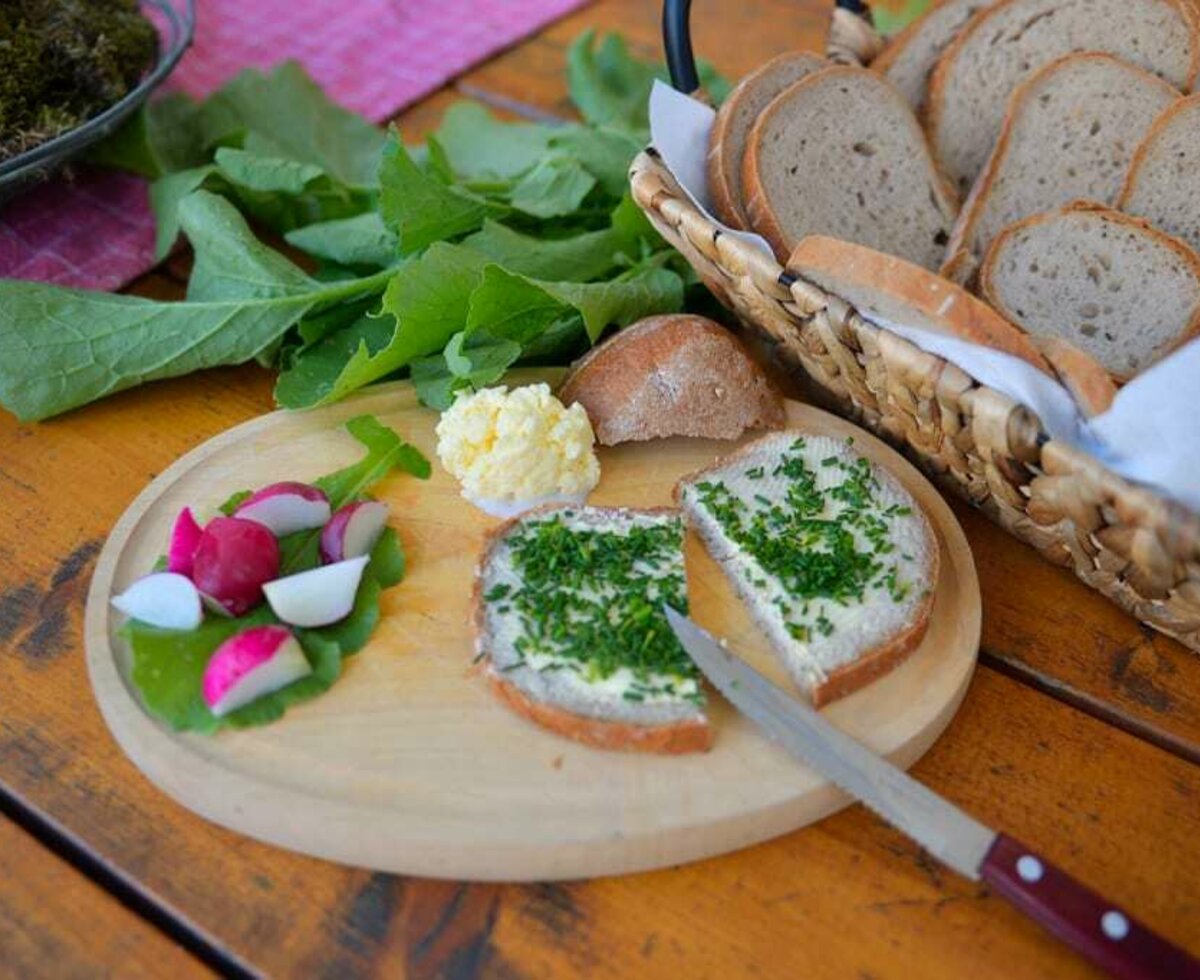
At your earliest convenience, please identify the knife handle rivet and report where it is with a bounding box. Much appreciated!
[1101,910,1130,941]
[1016,855,1044,882]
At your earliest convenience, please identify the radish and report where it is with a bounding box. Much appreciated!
[192,517,280,617]
[320,500,389,563]
[234,481,331,536]
[111,572,203,630]
[263,556,370,627]
[167,507,204,577]
[202,625,311,717]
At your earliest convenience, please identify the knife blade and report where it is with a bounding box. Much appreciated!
[665,607,1200,980]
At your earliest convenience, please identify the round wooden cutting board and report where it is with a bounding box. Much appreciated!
[85,371,980,881]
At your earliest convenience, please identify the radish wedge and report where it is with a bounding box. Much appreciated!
[320,501,389,563]
[263,556,370,627]
[112,573,203,630]
[167,507,203,576]
[234,482,331,536]
[192,517,281,617]
[202,625,311,718]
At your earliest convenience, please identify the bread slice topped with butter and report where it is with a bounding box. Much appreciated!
[474,505,712,754]
[677,433,939,707]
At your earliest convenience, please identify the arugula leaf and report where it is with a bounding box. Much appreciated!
[412,329,523,410]
[509,156,597,218]
[567,30,663,131]
[90,92,209,179]
[462,220,621,281]
[549,126,643,198]
[285,213,398,269]
[0,193,395,421]
[433,103,555,180]
[149,164,218,258]
[275,313,396,408]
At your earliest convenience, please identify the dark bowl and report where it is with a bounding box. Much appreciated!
[0,0,196,200]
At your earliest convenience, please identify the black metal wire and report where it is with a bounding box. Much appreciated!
[662,0,699,94]
[835,0,871,16]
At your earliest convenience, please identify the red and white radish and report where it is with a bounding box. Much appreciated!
[234,481,331,536]
[263,556,369,627]
[167,506,204,577]
[192,517,280,617]
[320,500,389,563]
[202,625,311,717]
[111,572,203,630]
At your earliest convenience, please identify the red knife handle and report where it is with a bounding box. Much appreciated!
[981,834,1200,979]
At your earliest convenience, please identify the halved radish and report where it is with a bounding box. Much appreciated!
[263,556,369,627]
[167,507,204,576]
[320,501,389,563]
[234,482,331,536]
[192,517,280,617]
[202,625,311,717]
[111,572,203,630]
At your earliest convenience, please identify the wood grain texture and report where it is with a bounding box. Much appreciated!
[85,378,978,879]
[0,816,211,979]
[0,0,1197,974]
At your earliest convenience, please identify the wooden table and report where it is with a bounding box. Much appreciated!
[1,2,1197,976]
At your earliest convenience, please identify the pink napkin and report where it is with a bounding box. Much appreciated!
[0,0,588,291]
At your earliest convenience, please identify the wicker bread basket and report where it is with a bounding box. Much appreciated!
[633,0,1200,652]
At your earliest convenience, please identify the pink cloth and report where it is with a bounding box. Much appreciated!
[0,0,588,290]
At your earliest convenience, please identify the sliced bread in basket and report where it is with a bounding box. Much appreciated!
[1032,336,1118,417]
[1118,94,1200,255]
[707,51,827,229]
[740,66,959,269]
[926,0,1200,196]
[942,53,1179,282]
[980,202,1200,381]
[676,432,939,707]
[474,505,712,754]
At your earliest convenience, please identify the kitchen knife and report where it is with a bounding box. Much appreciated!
[664,608,1199,980]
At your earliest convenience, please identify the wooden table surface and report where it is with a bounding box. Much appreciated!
[1,2,1198,977]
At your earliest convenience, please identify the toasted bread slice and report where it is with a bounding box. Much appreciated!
[980,202,1200,380]
[1118,93,1200,255]
[707,51,827,229]
[475,506,711,753]
[741,66,959,268]
[926,0,1200,195]
[943,53,1179,277]
[559,315,785,446]
[1032,336,1118,417]
[677,433,939,707]
[786,235,1052,374]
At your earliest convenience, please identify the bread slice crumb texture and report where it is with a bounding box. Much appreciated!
[678,433,938,707]
[1119,94,1200,255]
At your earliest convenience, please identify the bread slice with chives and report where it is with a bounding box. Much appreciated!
[677,433,939,707]
[474,505,712,753]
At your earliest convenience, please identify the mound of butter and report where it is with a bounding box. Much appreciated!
[435,383,601,518]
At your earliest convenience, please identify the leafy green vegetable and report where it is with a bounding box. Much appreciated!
[126,414,424,732]
[412,329,523,410]
[433,103,555,180]
[284,213,398,269]
[509,156,597,218]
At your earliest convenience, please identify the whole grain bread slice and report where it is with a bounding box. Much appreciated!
[787,235,1052,373]
[1118,94,1200,255]
[741,66,959,268]
[872,0,996,112]
[943,53,1179,279]
[707,51,827,229]
[980,202,1200,380]
[926,0,1200,195]
[676,432,939,707]
[558,315,785,445]
[475,505,712,754]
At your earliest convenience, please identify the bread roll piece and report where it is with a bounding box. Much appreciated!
[475,506,712,753]
[741,66,959,268]
[559,315,785,446]
[1032,336,1118,417]
[786,235,1052,374]
[1118,94,1200,255]
[943,53,1179,279]
[981,202,1200,380]
[677,433,939,707]
[926,0,1200,195]
[707,51,827,229]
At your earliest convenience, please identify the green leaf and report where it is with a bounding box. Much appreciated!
[566,30,664,131]
[149,165,219,259]
[461,220,621,282]
[872,0,932,36]
[90,93,208,178]
[285,213,398,269]
[214,146,326,194]
[274,312,396,409]
[412,329,522,410]
[433,103,555,180]
[549,126,643,198]
[379,133,502,253]
[509,156,597,218]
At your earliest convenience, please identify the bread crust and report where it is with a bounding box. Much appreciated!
[785,235,1052,373]
[979,201,1200,381]
[1117,92,1200,211]
[943,52,1180,273]
[707,52,825,230]
[674,433,941,708]
[473,504,713,754]
[558,315,785,446]
[1032,335,1118,417]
